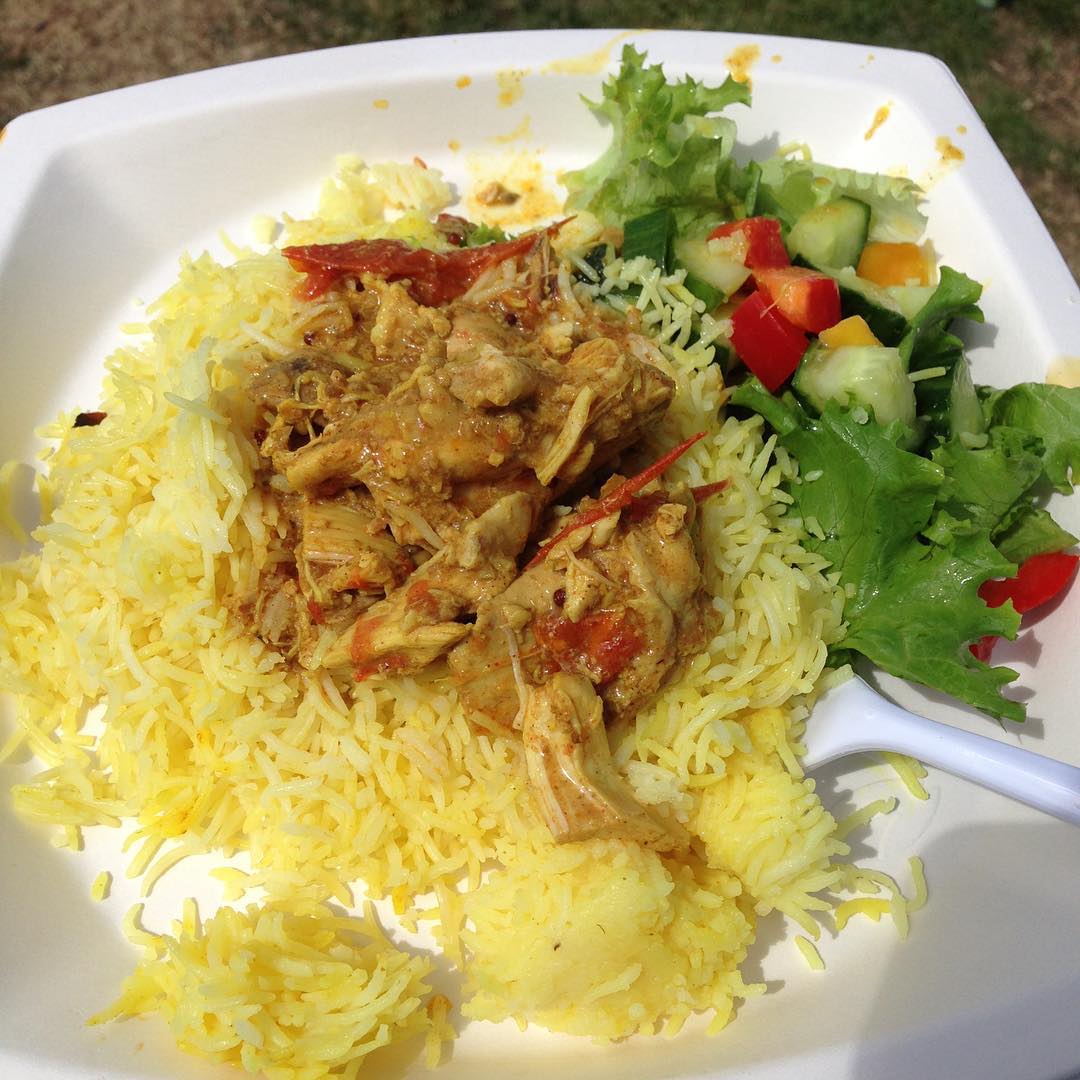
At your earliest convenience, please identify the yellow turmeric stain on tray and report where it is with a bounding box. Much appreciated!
[725,44,761,87]
[542,30,641,75]
[956,124,967,135]
[1047,357,1080,388]
[448,139,461,153]
[456,75,472,90]
[771,54,782,63]
[372,99,389,110]
[864,103,891,141]
[465,150,561,229]
[497,68,529,107]
[489,115,531,144]
[936,135,965,164]
[919,135,966,190]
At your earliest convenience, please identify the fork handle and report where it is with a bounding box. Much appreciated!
[806,678,1080,826]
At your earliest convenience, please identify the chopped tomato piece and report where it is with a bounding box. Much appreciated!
[283,231,541,305]
[533,608,643,685]
[729,290,808,392]
[970,551,1078,661]
[856,242,930,287]
[755,266,841,334]
[708,217,789,270]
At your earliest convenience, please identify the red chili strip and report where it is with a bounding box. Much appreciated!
[690,480,730,502]
[283,220,569,306]
[525,432,706,569]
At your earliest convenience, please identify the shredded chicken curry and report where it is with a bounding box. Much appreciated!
[236,229,715,849]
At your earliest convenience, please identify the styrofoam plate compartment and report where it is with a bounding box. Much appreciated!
[1,29,1079,1080]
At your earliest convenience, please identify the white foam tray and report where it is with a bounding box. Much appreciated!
[1,29,1079,1080]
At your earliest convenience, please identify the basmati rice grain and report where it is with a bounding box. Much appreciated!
[795,935,825,971]
[91,870,112,902]
[882,752,930,799]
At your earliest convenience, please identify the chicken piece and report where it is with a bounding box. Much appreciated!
[283,318,673,549]
[366,277,451,369]
[446,346,540,409]
[522,673,677,850]
[320,491,534,676]
[251,573,303,657]
[248,352,356,464]
[298,497,414,596]
[448,481,706,729]
[447,480,705,849]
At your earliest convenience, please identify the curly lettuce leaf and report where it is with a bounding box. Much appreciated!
[981,383,1080,493]
[901,267,984,370]
[730,379,1023,720]
[994,508,1078,564]
[756,154,927,243]
[924,428,1045,545]
[562,45,751,227]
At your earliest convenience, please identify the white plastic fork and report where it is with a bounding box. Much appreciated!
[801,675,1080,825]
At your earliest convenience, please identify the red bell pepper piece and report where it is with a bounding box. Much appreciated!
[978,552,1079,614]
[708,217,789,270]
[729,289,808,392]
[970,551,1079,662]
[754,266,842,334]
[526,432,706,569]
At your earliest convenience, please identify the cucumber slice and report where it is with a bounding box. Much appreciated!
[622,208,675,271]
[682,272,723,311]
[787,197,871,269]
[917,357,985,442]
[674,237,752,299]
[795,259,909,347]
[887,283,937,320]
[831,267,910,347]
[793,342,917,434]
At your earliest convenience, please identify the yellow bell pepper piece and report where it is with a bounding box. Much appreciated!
[857,241,930,286]
[818,315,882,349]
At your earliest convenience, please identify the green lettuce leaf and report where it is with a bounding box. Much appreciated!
[925,428,1044,545]
[994,507,1078,564]
[730,379,1023,720]
[562,45,751,227]
[981,383,1080,493]
[901,267,984,370]
[756,154,927,242]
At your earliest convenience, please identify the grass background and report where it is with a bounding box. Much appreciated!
[1,0,1077,276]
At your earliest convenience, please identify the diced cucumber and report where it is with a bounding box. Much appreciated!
[793,342,917,434]
[622,208,675,271]
[887,283,937,320]
[916,356,985,442]
[796,260,909,346]
[831,267,910,347]
[682,272,724,311]
[674,236,751,299]
[787,197,871,270]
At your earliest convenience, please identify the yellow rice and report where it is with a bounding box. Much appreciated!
[0,156,924,1074]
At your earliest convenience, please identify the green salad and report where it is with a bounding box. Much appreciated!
[564,46,1080,723]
